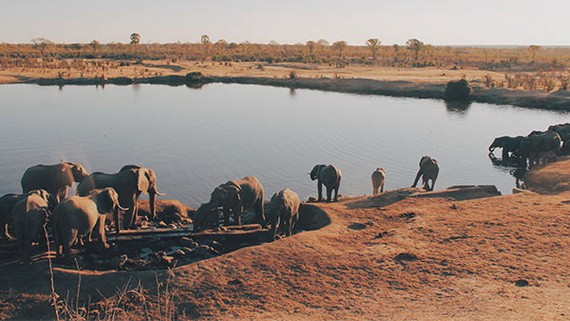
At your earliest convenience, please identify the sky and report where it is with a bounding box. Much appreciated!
[0,0,568,46]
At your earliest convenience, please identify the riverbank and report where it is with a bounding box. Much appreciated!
[1,61,569,111]
[1,158,569,320]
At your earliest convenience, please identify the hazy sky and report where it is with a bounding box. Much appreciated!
[1,0,568,45]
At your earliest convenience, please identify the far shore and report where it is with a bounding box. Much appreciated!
[1,61,569,111]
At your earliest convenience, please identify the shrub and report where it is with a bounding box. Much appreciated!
[185,72,203,81]
[444,79,472,101]
[289,70,298,79]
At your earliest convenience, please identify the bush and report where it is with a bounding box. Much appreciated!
[289,70,298,79]
[444,79,472,101]
[185,72,203,81]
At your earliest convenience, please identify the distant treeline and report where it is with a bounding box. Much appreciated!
[1,39,570,71]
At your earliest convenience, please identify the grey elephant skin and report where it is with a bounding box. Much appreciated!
[310,164,342,202]
[371,168,386,195]
[412,156,439,191]
[77,165,163,231]
[21,162,89,203]
[208,176,265,227]
[267,188,300,241]
[52,187,127,261]
[489,136,525,160]
[0,193,26,239]
[193,203,222,232]
[519,132,561,167]
[12,189,56,264]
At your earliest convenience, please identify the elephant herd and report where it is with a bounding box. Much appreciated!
[0,156,439,265]
[489,122,570,168]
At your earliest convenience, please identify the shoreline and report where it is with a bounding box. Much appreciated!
[3,74,570,111]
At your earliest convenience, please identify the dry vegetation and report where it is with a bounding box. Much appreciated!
[1,40,570,93]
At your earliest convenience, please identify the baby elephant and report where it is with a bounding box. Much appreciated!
[371,168,386,194]
[412,156,440,191]
[193,203,222,232]
[12,189,57,264]
[52,188,128,262]
[310,164,342,202]
[267,188,300,241]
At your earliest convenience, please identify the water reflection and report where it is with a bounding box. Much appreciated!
[488,153,527,190]
[185,82,204,89]
[445,100,472,116]
[289,88,297,97]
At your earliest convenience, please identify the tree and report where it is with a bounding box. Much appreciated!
[31,38,54,57]
[406,38,424,61]
[332,41,347,58]
[90,40,100,56]
[528,45,541,62]
[130,33,141,57]
[200,35,211,45]
[365,38,381,61]
[306,40,316,54]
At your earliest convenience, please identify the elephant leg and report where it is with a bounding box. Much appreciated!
[255,200,266,227]
[2,223,13,240]
[317,182,324,201]
[430,178,437,191]
[285,217,292,237]
[95,217,110,250]
[326,187,332,203]
[233,209,241,226]
[380,183,384,193]
[333,184,339,202]
[412,170,422,188]
[269,215,280,241]
[122,196,137,230]
[223,206,231,226]
[502,148,509,160]
[63,230,78,262]
[422,177,429,190]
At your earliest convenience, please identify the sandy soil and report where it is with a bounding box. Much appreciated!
[0,159,569,320]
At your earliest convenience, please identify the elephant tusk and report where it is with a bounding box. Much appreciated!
[118,206,129,211]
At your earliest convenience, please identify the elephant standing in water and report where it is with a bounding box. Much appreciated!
[518,132,561,167]
[77,165,163,231]
[21,162,89,202]
[12,189,57,264]
[371,168,386,194]
[412,156,439,191]
[207,176,266,227]
[310,164,342,202]
[266,188,300,241]
[52,188,128,262]
[488,136,525,161]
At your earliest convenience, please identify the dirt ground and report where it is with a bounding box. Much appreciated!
[0,158,569,320]
[0,60,505,85]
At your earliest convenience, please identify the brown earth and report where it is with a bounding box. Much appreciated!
[2,61,569,110]
[0,159,569,320]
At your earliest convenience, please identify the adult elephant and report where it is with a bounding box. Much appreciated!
[207,176,265,227]
[488,136,525,160]
[12,189,57,264]
[371,168,387,195]
[266,188,300,241]
[193,203,222,232]
[309,164,342,202]
[548,123,570,143]
[21,162,89,203]
[411,156,440,191]
[52,188,128,262]
[518,132,561,168]
[77,165,163,231]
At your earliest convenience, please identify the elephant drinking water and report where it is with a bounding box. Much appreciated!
[207,176,265,227]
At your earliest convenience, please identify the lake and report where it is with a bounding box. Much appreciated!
[0,83,568,207]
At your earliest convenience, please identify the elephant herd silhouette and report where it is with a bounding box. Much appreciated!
[488,122,570,187]
[0,155,442,264]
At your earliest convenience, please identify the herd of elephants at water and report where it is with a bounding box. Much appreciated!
[0,122,568,265]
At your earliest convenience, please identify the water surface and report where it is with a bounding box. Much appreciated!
[0,83,567,206]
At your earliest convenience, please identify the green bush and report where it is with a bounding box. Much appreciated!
[444,79,472,101]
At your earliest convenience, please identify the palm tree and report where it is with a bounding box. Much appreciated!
[365,38,381,62]
[130,33,141,58]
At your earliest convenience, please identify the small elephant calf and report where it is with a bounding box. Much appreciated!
[267,188,300,241]
[371,168,386,194]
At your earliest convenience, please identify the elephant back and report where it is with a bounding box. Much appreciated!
[321,165,342,187]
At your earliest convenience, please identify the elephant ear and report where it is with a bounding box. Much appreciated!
[227,186,241,205]
[137,170,150,194]
[100,188,123,213]
[56,163,74,187]
[310,165,323,180]
[71,163,89,182]
[144,168,157,193]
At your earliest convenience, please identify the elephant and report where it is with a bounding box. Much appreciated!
[0,193,26,239]
[12,189,57,264]
[21,162,89,203]
[192,203,222,232]
[207,176,265,227]
[77,165,163,231]
[266,188,300,241]
[52,187,128,262]
[309,164,342,202]
[488,136,525,160]
[371,168,387,195]
[518,132,561,168]
[412,156,440,191]
[548,123,570,142]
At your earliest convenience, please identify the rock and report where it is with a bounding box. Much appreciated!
[394,253,419,262]
[307,196,317,203]
[515,279,530,287]
[192,245,214,257]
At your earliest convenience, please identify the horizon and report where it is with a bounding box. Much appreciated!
[1,1,569,46]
